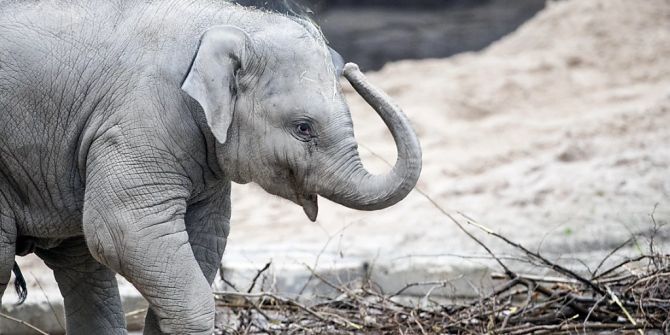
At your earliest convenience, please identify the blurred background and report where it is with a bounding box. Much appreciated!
[236,0,546,70]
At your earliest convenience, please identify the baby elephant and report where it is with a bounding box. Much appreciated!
[0,0,421,334]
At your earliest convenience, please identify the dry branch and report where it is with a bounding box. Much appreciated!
[213,249,669,334]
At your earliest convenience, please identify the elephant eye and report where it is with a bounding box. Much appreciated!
[295,122,313,140]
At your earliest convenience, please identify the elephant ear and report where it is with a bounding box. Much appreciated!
[182,25,248,144]
[329,47,345,77]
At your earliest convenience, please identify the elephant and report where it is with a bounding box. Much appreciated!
[0,0,421,334]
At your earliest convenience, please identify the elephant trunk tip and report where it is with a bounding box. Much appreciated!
[343,63,360,75]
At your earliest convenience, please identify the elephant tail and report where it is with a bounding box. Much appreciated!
[12,262,27,304]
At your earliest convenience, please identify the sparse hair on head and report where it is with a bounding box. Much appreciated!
[228,0,327,44]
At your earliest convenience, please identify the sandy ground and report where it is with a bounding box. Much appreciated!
[9,0,670,312]
[227,0,670,273]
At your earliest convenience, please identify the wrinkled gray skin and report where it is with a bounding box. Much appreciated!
[0,0,421,334]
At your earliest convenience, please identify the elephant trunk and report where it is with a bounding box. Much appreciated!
[321,63,422,211]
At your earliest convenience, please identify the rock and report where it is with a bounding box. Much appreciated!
[370,259,494,298]
[214,250,493,301]
[213,250,366,301]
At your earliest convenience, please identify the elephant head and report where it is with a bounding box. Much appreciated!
[181,22,422,221]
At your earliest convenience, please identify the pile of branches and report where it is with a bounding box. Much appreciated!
[213,214,670,334]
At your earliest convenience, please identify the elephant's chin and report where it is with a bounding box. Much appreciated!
[297,193,318,222]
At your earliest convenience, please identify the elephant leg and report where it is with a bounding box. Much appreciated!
[83,137,215,335]
[0,214,17,305]
[143,185,231,335]
[35,237,126,335]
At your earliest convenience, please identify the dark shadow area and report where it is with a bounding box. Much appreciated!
[233,0,546,70]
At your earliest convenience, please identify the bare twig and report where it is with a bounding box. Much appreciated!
[30,271,65,332]
[606,285,644,335]
[247,261,272,293]
[492,272,580,285]
[219,263,240,292]
[592,255,649,281]
[649,203,662,269]
[392,280,454,297]
[592,237,634,279]
[124,308,147,319]
[464,218,606,296]
[421,194,516,279]
[214,291,341,327]
[0,312,50,335]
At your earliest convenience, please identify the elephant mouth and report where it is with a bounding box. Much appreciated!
[297,193,318,222]
[286,166,318,222]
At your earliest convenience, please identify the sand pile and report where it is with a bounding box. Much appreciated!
[229,0,670,268]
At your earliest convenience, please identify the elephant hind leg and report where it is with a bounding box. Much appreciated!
[0,215,17,305]
[0,259,13,306]
[35,237,127,335]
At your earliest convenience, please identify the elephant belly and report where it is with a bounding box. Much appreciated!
[0,176,85,239]
[15,206,84,239]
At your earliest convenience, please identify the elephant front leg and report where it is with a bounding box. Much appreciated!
[35,237,126,335]
[144,186,231,335]
[83,191,215,335]
[83,139,215,335]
